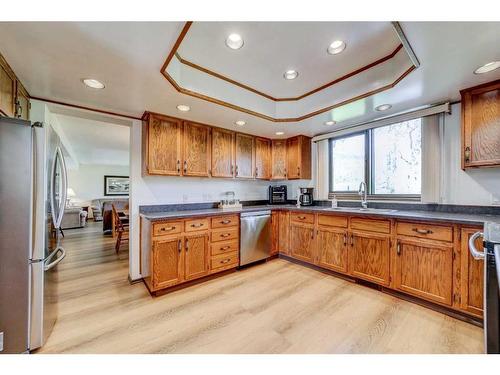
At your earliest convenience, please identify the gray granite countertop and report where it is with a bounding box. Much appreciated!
[140,204,500,227]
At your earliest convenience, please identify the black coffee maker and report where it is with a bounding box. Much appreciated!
[299,187,314,206]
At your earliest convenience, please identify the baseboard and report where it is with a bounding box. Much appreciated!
[128,275,143,284]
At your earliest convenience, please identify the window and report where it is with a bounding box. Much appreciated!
[329,118,422,198]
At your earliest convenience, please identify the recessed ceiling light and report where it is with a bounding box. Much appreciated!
[82,78,105,89]
[283,70,298,80]
[327,40,346,55]
[176,104,190,112]
[275,131,285,136]
[324,120,336,126]
[235,120,246,126]
[474,61,500,74]
[225,33,244,50]
[375,104,392,111]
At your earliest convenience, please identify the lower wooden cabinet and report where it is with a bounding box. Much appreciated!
[348,231,391,286]
[317,227,348,274]
[290,223,315,263]
[152,236,183,290]
[271,211,279,256]
[184,232,210,281]
[394,238,453,306]
[278,211,290,254]
[460,228,484,317]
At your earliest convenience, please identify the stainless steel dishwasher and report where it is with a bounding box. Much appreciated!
[240,210,272,266]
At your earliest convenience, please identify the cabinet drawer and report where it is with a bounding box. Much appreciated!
[153,221,182,237]
[290,212,314,224]
[211,215,239,229]
[317,214,348,228]
[211,251,239,270]
[350,217,390,234]
[211,227,239,242]
[397,221,453,242]
[211,240,239,256]
[185,218,210,232]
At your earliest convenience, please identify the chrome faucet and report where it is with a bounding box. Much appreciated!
[358,182,368,209]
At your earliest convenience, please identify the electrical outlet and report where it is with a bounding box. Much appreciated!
[0,331,4,352]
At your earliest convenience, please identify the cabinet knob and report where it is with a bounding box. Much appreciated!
[464,147,471,163]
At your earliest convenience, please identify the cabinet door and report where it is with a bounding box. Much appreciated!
[317,227,348,274]
[184,232,209,281]
[460,228,484,317]
[183,121,210,177]
[152,236,183,289]
[271,140,287,180]
[278,211,290,254]
[211,128,234,178]
[271,211,279,256]
[255,137,271,179]
[349,231,390,286]
[286,136,301,179]
[290,223,315,263]
[462,81,500,168]
[0,60,15,117]
[234,133,254,178]
[394,238,453,305]
[147,115,182,175]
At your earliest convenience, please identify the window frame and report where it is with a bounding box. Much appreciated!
[328,121,422,202]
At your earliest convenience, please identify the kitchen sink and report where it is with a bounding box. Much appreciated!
[318,207,398,213]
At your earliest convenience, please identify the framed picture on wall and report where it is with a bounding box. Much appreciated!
[104,175,129,196]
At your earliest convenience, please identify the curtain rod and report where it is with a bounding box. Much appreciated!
[312,102,451,143]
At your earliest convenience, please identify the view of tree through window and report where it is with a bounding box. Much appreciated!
[330,133,365,191]
[373,119,421,194]
[329,118,422,196]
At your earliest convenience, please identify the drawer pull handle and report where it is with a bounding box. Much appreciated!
[298,216,306,220]
[161,226,175,231]
[220,259,231,264]
[220,233,231,238]
[397,240,401,255]
[220,220,231,224]
[220,246,231,250]
[191,223,204,228]
[413,228,433,235]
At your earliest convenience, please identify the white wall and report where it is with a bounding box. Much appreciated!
[441,103,500,205]
[67,164,130,204]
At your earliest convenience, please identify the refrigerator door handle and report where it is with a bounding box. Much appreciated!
[51,146,68,229]
[44,247,66,271]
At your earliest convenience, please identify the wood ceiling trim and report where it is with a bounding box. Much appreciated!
[160,21,417,123]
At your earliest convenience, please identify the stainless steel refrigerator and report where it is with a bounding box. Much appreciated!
[0,116,67,353]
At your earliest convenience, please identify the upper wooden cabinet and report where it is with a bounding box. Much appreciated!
[271,140,287,180]
[286,135,312,180]
[143,113,183,176]
[0,54,16,118]
[211,128,234,178]
[234,133,255,179]
[461,79,500,169]
[255,137,271,179]
[183,121,210,177]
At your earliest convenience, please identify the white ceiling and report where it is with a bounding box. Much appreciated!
[52,113,130,167]
[0,22,499,139]
[177,22,399,98]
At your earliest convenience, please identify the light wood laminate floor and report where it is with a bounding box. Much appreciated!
[37,222,484,354]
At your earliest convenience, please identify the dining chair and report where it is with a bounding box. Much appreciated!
[111,204,129,254]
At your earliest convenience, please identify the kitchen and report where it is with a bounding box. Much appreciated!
[1,1,500,372]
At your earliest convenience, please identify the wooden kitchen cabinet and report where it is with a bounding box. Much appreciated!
[271,211,279,256]
[278,211,290,254]
[234,133,255,178]
[348,231,391,286]
[461,79,500,169]
[211,127,234,178]
[184,232,210,281]
[255,137,271,179]
[290,222,316,263]
[394,237,454,306]
[152,236,183,290]
[286,135,312,180]
[183,121,210,177]
[271,140,287,179]
[317,227,348,274]
[0,54,16,118]
[460,228,484,317]
[143,113,183,176]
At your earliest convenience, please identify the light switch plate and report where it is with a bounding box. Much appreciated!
[0,331,4,352]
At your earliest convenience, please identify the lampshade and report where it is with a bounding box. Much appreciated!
[67,188,76,197]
